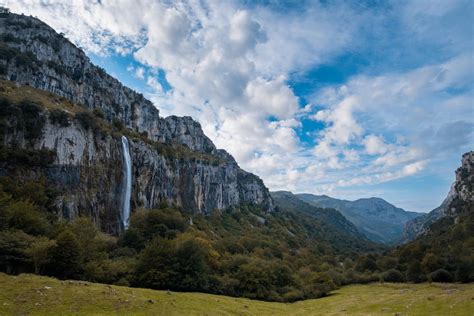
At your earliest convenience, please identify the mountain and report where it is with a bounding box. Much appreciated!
[0,11,272,234]
[270,191,380,253]
[401,151,474,243]
[295,194,420,244]
[376,151,474,283]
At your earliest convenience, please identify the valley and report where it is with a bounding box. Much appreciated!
[0,6,472,315]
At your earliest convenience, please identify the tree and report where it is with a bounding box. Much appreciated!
[49,230,82,279]
[135,238,176,289]
[173,238,211,291]
[381,269,404,283]
[421,253,443,273]
[0,230,34,274]
[355,256,377,273]
[430,269,453,283]
[0,7,10,14]
[25,237,56,274]
[377,256,398,271]
[6,200,50,236]
[455,256,474,282]
[406,261,425,283]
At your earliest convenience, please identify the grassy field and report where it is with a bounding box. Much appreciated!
[0,273,472,315]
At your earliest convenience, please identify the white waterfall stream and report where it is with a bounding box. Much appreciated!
[121,136,132,230]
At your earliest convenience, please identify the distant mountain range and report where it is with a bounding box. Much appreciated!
[270,191,380,252]
[289,194,421,244]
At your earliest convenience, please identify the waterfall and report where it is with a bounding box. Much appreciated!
[121,136,132,230]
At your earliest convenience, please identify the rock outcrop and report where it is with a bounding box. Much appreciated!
[0,12,273,234]
[401,151,474,243]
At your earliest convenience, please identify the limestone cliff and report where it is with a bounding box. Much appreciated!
[401,151,474,243]
[0,12,273,234]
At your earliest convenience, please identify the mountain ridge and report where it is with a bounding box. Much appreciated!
[295,193,421,244]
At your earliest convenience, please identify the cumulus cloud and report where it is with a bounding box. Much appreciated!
[2,0,472,207]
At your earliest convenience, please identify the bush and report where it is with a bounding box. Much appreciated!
[381,269,404,283]
[0,44,17,62]
[74,111,97,131]
[93,108,104,119]
[112,118,124,131]
[49,109,70,127]
[430,269,453,283]
[0,147,56,167]
[15,51,39,69]
[18,100,45,140]
[1,33,22,43]
[0,64,7,75]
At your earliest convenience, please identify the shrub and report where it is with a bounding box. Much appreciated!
[112,118,124,131]
[74,111,97,131]
[1,33,22,43]
[0,44,17,62]
[0,147,56,167]
[0,64,7,75]
[381,269,404,283]
[49,109,70,127]
[18,100,45,140]
[93,108,105,119]
[430,269,453,283]
[15,51,39,69]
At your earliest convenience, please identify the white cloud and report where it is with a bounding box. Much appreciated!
[245,76,299,120]
[1,0,472,210]
[363,135,388,155]
[135,67,145,80]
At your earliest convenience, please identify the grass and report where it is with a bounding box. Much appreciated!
[0,80,77,113]
[0,273,472,315]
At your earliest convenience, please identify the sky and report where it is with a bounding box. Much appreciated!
[3,0,473,212]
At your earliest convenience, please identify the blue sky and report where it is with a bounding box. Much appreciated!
[4,0,473,212]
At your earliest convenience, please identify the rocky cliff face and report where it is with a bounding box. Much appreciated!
[401,151,474,243]
[0,12,227,154]
[0,12,273,234]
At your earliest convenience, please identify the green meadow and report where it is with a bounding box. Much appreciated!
[0,273,472,315]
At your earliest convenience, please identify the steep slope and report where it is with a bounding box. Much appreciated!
[380,151,474,282]
[270,191,380,252]
[401,151,474,243]
[296,194,420,244]
[401,199,449,243]
[0,11,272,234]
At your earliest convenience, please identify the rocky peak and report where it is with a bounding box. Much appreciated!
[401,151,474,242]
[0,11,218,156]
[164,116,216,153]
